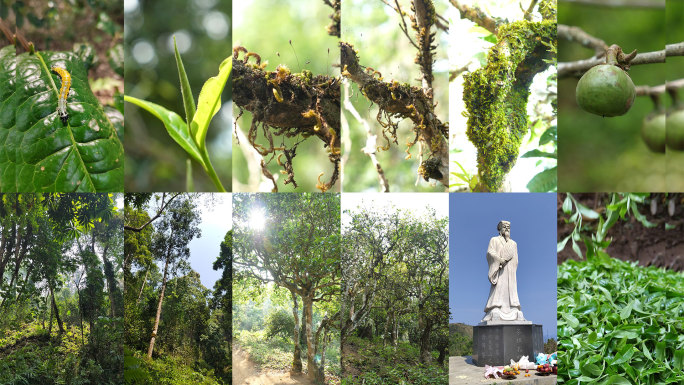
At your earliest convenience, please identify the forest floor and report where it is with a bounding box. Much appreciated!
[233,348,315,385]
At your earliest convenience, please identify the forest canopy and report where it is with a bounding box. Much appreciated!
[0,193,123,384]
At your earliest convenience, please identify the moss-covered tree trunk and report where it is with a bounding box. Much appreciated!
[147,252,169,359]
[463,17,556,191]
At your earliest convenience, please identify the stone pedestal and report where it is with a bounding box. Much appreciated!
[472,323,543,366]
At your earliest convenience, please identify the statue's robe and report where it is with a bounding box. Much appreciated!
[484,235,520,314]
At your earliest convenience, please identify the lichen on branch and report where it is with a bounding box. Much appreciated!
[462,18,556,192]
[233,47,341,192]
[340,42,449,186]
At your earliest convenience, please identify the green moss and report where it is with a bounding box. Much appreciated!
[463,18,556,191]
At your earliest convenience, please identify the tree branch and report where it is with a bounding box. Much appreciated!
[340,42,449,186]
[324,0,341,37]
[666,42,684,57]
[559,0,665,8]
[124,193,180,232]
[450,0,505,34]
[558,24,608,55]
[232,49,341,192]
[342,79,390,192]
[558,48,666,78]
[636,79,684,96]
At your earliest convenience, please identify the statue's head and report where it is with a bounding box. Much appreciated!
[497,220,511,239]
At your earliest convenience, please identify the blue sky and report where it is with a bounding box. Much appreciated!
[187,194,232,290]
[449,193,557,340]
[147,194,231,291]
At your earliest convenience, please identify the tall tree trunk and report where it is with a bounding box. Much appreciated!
[76,276,84,346]
[302,295,321,383]
[136,267,150,303]
[101,244,118,317]
[418,306,432,364]
[290,290,303,374]
[147,255,170,359]
[50,283,64,334]
[48,296,53,335]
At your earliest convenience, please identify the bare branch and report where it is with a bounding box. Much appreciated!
[558,24,608,55]
[450,0,504,34]
[559,48,666,78]
[343,79,390,192]
[636,79,684,96]
[523,0,539,20]
[559,0,665,8]
[666,42,684,57]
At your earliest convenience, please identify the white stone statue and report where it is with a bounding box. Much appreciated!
[480,220,530,325]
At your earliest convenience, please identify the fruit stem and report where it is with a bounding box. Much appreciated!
[667,86,682,109]
[605,44,620,66]
[649,93,664,113]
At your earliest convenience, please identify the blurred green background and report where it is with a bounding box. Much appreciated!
[124,0,232,192]
[341,0,449,192]
[558,1,667,191]
[667,0,684,191]
[232,0,339,192]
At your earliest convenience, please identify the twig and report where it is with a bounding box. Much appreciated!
[380,0,419,49]
[666,42,684,57]
[558,48,666,78]
[636,79,684,96]
[450,0,504,34]
[560,0,665,8]
[522,0,539,20]
[343,79,390,192]
[324,0,341,37]
[557,24,608,55]
[234,122,267,191]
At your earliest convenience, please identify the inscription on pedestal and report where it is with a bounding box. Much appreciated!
[472,324,543,366]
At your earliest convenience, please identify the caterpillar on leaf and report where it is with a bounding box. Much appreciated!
[51,66,71,124]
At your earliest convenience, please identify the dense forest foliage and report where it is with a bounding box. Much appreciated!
[341,206,449,384]
[0,193,123,385]
[233,193,341,384]
[123,193,231,384]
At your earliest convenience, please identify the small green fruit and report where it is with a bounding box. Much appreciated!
[641,112,666,153]
[667,108,684,151]
[576,65,636,117]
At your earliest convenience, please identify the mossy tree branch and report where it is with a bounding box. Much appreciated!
[450,0,505,34]
[340,42,449,186]
[233,50,341,192]
[462,6,556,191]
[323,0,341,37]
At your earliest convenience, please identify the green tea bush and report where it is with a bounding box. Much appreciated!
[558,254,684,384]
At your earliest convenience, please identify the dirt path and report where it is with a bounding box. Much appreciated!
[233,348,314,385]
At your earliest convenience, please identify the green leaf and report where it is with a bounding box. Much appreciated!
[0,50,124,191]
[173,36,196,130]
[521,149,557,159]
[580,363,603,378]
[557,234,570,253]
[575,201,599,220]
[563,313,580,329]
[562,194,573,214]
[123,95,203,165]
[656,341,666,361]
[526,167,556,192]
[610,344,635,365]
[600,375,631,384]
[539,125,557,145]
[190,57,231,149]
